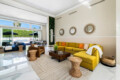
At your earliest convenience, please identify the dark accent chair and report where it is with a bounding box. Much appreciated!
[27,44,45,57]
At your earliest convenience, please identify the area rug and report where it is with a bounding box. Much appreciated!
[29,55,92,80]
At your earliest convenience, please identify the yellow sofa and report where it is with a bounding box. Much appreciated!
[56,42,103,71]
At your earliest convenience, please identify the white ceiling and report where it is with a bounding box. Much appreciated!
[0,0,103,17]
[13,0,80,15]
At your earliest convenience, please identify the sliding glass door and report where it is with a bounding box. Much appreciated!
[2,29,12,46]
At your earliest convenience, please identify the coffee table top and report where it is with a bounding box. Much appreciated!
[49,50,70,55]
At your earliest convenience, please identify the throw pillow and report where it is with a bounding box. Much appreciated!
[84,44,89,50]
[61,42,66,46]
[79,44,84,49]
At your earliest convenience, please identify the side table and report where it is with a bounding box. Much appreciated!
[18,45,23,52]
[0,47,4,54]
[69,57,82,78]
[29,50,37,61]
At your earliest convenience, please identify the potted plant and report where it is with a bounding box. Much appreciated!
[54,44,58,52]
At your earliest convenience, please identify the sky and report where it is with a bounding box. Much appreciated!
[0,19,40,29]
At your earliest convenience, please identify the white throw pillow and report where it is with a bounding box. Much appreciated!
[84,44,89,50]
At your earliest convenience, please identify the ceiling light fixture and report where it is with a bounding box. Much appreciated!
[78,0,92,8]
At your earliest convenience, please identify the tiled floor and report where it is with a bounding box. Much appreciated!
[0,47,120,80]
[0,51,40,80]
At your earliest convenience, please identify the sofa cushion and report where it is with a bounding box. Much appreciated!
[73,48,85,52]
[75,43,80,48]
[58,46,65,51]
[68,43,76,47]
[5,46,12,50]
[65,47,73,51]
[73,51,96,64]
[59,42,62,46]
[56,42,59,46]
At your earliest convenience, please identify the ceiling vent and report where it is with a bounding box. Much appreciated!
[56,17,62,20]
[91,0,105,6]
[69,11,77,15]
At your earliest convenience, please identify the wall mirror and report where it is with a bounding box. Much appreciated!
[84,24,95,34]
[69,26,77,35]
[59,29,64,36]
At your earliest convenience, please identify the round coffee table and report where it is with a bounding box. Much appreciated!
[29,50,37,61]
[69,57,82,78]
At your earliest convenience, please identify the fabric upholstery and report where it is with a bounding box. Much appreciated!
[57,46,65,51]
[65,47,73,51]
[79,44,84,49]
[73,50,100,71]
[59,42,62,46]
[55,42,103,71]
[68,43,76,47]
[73,48,85,52]
[84,44,89,50]
[61,42,66,46]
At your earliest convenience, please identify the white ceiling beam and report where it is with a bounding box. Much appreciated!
[0,0,55,17]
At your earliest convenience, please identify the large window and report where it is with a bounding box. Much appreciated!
[2,29,12,46]
[0,19,42,46]
[20,22,30,28]
[32,25,41,29]
[13,30,33,44]
[0,19,14,26]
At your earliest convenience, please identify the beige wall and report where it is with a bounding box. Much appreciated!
[116,0,120,64]
[42,25,47,41]
[55,0,116,57]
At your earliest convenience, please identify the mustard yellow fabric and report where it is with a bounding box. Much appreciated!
[73,48,85,52]
[59,42,62,46]
[75,43,80,48]
[73,50,99,71]
[57,46,65,51]
[68,43,76,47]
[74,52,96,64]
[65,47,73,51]
[56,42,59,46]
[55,42,102,71]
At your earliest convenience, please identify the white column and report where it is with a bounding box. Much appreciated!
[0,28,2,46]
[38,31,41,41]
[46,16,49,46]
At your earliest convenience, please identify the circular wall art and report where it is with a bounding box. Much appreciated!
[69,26,77,35]
[84,24,95,34]
[59,28,64,36]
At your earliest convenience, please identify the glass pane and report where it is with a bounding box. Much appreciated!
[0,19,14,26]
[32,25,41,29]
[2,29,12,46]
[13,30,33,44]
[20,22,30,28]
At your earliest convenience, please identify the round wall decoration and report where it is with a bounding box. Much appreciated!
[69,26,77,35]
[84,24,95,34]
[59,28,64,36]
